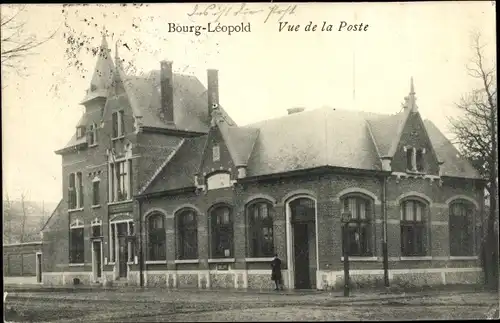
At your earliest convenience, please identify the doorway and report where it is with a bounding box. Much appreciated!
[289,197,317,290]
[117,222,129,278]
[92,241,102,281]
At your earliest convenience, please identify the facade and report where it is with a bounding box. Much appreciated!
[41,37,486,290]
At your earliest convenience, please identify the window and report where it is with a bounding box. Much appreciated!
[77,172,84,208]
[88,123,98,146]
[449,200,475,256]
[112,111,125,138]
[406,147,413,171]
[92,180,100,206]
[92,224,101,237]
[110,223,116,262]
[176,209,198,260]
[109,160,132,202]
[68,173,76,209]
[76,126,85,139]
[405,147,426,173]
[342,196,373,257]
[212,145,220,162]
[70,221,84,263]
[401,199,427,256]
[210,205,233,258]
[148,213,166,261]
[416,148,424,172]
[247,201,274,258]
[206,172,231,190]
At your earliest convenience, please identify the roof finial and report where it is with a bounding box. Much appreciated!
[408,77,417,112]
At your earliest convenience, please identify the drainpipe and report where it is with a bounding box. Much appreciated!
[382,176,390,287]
[138,199,144,287]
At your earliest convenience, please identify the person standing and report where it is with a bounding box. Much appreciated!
[271,254,283,291]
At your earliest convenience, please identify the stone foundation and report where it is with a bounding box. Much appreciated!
[178,273,198,288]
[38,267,483,290]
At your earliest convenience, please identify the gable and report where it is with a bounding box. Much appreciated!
[199,127,236,178]
[41,200,66,232]
[391,111,440,175]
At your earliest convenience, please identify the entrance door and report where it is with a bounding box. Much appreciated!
[36,253,42,283]
[293,222,310,289]
[93,241,102,280]
[117,223,128,278]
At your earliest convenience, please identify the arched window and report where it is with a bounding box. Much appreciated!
[341,195,373,257]
[400,199,428,256]
[210,204,233,258]
[176,209,198,260]
[147,213,166,261]
[247,201,274,258]
[449,200,475,256]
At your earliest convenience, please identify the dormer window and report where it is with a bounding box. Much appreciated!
[76,126,85,139]
[112,111,125,139]
[405,146,426,173]
[88,123,98,146]
[212,144,220,162]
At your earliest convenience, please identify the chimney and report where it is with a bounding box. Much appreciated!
[207,69,219,118]
[160,60,174,124]
[287,107,305,115]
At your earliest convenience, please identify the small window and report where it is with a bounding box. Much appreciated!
[76,126,85,139]
[92,224,101,237]
[213,145,220,162]
[68,173,76,210]
[406,147,413,171]
[92,180,100,206]
[416,148,424,172]
[112,111,125,138]
[88,123,98,146]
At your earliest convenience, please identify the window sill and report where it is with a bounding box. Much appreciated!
[108,200,133,206]
[68,263,85,267]
[208,258,235,263]
[89,144,98,148]
[91,205,101,209]
[405,170,426,175]
[145,260,167,265]
[400,256,432,261]
[341,256,378,262]
[175,259,200,264]
[112,135,125,141]
[68,208,84,213]
[127,261,135,265]
[449,256,478,260]
[245,257,274,262]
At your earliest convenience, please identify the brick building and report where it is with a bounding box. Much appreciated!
[41,37,486,290]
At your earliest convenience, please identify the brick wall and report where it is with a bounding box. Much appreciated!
[4,242,42,276]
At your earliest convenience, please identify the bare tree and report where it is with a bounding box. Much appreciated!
[3,192,13,244]
[448,32,498,290]
[0,4,58,77]
[19,192,28,243]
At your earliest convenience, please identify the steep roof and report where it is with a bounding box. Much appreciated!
[423,120,481,179]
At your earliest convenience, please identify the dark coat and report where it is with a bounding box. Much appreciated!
[271,257,282,281]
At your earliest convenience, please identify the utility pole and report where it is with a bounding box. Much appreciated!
[342,211,351,297]
[382,177,390,287]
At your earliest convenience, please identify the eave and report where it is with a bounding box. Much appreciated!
[239,166,390,184]
[141,126,207,138]
[54,142,87,155]
[135,186,197,200]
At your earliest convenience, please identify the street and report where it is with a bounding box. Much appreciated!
[3,287,499,322]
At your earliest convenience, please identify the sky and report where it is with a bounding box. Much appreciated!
[1,2,496,204]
